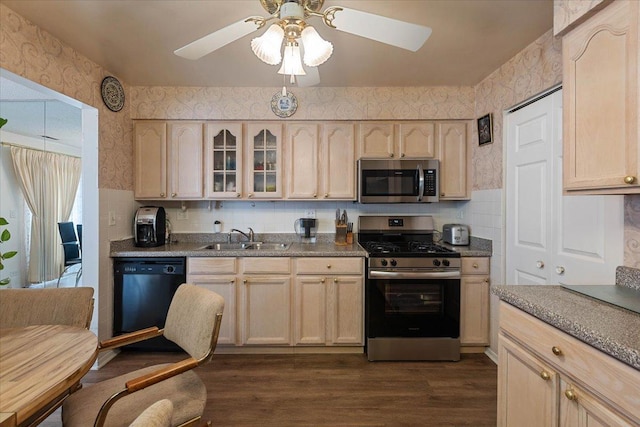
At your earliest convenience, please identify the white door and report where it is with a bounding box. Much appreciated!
[506,89,623,286]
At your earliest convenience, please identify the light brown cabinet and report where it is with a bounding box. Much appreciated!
[358,122,436,159]
[285,123,356,200]
[460,257,489,347]
[134,121,204,200]
[437,121,470,200]
[246,123,283,199]
[498,302,640,426]
[562,0,640,194]
[204,123,243,199]
[294,257,364,345]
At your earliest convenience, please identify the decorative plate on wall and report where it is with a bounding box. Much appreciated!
[101,76,125,112]
[271,90,297,118]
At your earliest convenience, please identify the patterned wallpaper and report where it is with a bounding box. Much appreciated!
[0,4,133,191]
[554,0,608,35]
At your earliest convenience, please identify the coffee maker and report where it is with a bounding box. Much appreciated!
[294,218,317,243]
[134,206,166,247]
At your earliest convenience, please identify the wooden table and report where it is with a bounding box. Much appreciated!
[0,325,98,427]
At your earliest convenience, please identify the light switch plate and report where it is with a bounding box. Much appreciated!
[304,209,316,218]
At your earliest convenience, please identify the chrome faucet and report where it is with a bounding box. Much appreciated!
[228,227,254,243]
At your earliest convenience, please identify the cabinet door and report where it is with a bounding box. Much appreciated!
[563,0,640,193]
[190,275,237,345]
[286,123,320,199]
[322,123,356,200]
[294,276,327,345]
[498,335,558,427]
[358,122,395,158]
[246,123,283,199]
[240,276,291,345]
[168,122,204,199]
[398,122,436,158]
[328,276,363,345]
[438,122,469,200]
[205,123,243,199]
[559,379,633,427]
[460,274,490,345]
[134,121,167,199]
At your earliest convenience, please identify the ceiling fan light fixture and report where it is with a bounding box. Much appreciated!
[300,26,333,67]
[251,24,284,65]
[278,42,306,77]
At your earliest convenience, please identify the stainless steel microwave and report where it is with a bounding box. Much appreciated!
[358,159,439,203]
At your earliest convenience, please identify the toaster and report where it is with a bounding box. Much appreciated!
[442,224,469,246]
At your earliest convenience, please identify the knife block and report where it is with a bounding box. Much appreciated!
[335,222,348,245]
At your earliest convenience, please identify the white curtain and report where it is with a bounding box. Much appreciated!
[10,146,81,283]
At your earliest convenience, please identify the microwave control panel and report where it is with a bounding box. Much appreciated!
[424,169,436,196]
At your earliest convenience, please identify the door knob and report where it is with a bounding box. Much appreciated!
[556,266,565,275]
[536,261,544,269]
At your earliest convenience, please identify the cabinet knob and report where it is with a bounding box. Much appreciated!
[248,193,253,198]
[441,193,445,197]
[160,192,165,197]
[536,260,544,269]
[540,371,551,381]
[313,193,317,198]
[624,176,636,184]
[327,264,331,269]
[333,278,338,283]
[230,279,235,284]
[389,153,394,158]
[236,193,241,198]
[243,279,247,284]
[484,278,490,284]
[171,192,177,197]
[400,153,405,158]
[324,193,329,198]
[564,389,577,401]
[320,278,325,283]
[555,266,565,275]
[473,263,479,269]
[552,346,563,356]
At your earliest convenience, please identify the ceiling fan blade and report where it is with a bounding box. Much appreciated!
[297,66,320,87]
[330,7,432,52]
[174,19,260,60]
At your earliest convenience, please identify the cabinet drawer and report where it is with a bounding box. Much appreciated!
[500,302,640,422]
[188,257,236,275]
[461,257,489,275]
[296,257,363,275]
[241,257,291,274]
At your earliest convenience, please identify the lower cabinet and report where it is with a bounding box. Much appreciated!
[460,257,490,347]
[187,256,364,349]
[498,302,640,427]
[294,257,364,345]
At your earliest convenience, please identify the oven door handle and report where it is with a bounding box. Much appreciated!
[369,270,461,280]
[417,164,425,202]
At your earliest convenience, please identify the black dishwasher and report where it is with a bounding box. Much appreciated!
[113,257,185,351]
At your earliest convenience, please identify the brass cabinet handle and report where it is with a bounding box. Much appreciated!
[160,192,166,197]
[441,193,445,197]
[389,153,394,158]
[248,193,253,198]
[320,278,325,283]
[230,279,235,284]
[171,192,177,197]
[400,153,405,157]
[552,346,563,356]
[327,264,331,269]
[313,193,317,198]
[484,278,490,284]
[564,389,577,401]
[473,263,479,269]
[540,371,551,381]
[624,176,636,184]
[333,278,338,283]
[324,193,329,198]
[236,193,241,198]
[243,279,247,284]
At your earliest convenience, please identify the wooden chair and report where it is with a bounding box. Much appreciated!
[61,284,224,427]
[0,287,94,329]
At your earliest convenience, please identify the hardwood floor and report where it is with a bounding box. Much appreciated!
[68,351,497,426]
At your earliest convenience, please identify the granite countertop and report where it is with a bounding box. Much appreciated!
[492,282,640,370]
[110,233,492,258]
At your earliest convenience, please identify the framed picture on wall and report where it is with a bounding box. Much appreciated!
[477,113,493,145]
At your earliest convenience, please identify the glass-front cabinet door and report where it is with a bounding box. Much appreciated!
[205,123,243,199]
[246,123,282,199]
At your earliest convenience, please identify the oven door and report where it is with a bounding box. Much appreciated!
[366,275,460,338]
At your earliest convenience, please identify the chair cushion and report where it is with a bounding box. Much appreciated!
[129,399,173,427]
[62,363,206,427]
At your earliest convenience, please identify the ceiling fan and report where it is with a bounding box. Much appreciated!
[174,0,432,86]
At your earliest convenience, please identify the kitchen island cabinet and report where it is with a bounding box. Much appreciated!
[134,121,204,200]
[496,300,640,426]
[562,0,640,194]
[358,122,436,159]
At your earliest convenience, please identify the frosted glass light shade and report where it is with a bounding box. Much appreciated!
[301,26,333,67]
[251,24,284,65]
[278,43,306,76]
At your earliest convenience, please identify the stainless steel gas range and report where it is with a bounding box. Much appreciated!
[358,215,461,361]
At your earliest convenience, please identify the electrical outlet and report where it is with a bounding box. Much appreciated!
[108,211,116,226]
[458,211,464,219]
[304,209,316,218]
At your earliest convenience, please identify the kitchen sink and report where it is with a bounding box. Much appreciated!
[198,242,290,251]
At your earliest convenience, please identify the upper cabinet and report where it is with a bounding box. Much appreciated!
[205,123,243,199]
[246,123,283,199]
[358,122,436,159]
[134,121,203,200]
[562,0,640,194]
[437,121,470,200]
[286,122,356,200]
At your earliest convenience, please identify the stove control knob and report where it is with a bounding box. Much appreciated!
[442,259,450,267]
[390,259,397,267]
[433,259,441,267]
[380,259,388,267]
